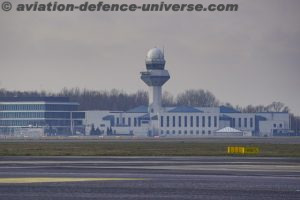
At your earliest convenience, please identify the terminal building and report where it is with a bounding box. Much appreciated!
[86,48,291,137]
[0,97,85,136]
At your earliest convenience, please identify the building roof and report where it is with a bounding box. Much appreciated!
[219,114,232,121]
[151,115,158,120]
[102,115,114,121]
[255,115,267,121]
[215,127,243,133]
[0,96,70,102]
[220,106,241,113]
[126,106,148,113]
[168,106,202,113]
[138,113,150,120]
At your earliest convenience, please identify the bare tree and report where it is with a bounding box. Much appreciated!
[176,89,219,107]
[162,91,175,106]
[270,101,285,112]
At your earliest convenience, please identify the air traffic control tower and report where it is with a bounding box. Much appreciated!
[141,47,170,136]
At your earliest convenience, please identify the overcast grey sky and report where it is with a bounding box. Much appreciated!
[0,0,299,114]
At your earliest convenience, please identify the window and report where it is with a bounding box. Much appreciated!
[202,130,205,134]
[208,116,211,127]
[273,124,276,128]
[184,116,187,127]
[214,116,217,127]
[190,130,193,134]
[196,130,199,134]
[166,130,170,134]
[128,118,131,126]
[172,116,176,127]
[178,130,182,134]
[178,116,182,127]
[160,116,164,127]
[134,118,137,127]
[232,118,236,127]
[202,116,205,127]
[196,116,199,127]
[172,130,175,134]
[244,118,247,127]
[161,130,164,135]
[166,116,170,127]
[116,118,119,125]
[190,116,193,127]
[184,130,187,134]
[250,118,253,128]
[122,117,125,125]
[238,118,241,128]
[208,130,211,135]
[279,124,283,128]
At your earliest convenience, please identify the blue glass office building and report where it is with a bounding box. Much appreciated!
[0,97,85,135]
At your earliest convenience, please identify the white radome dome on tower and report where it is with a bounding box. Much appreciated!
[146,48,164,60]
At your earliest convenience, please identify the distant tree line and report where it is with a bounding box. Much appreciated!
[227,101,290,113]
[0,87,299,133]
[0,88,220,110]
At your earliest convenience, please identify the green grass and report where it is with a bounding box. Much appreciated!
[0,142,299,156]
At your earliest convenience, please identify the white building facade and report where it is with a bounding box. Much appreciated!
[85,106,290,137]
[84,48,290,137]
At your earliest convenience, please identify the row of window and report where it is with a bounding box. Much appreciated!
[0,104,78,111]
[0,112,85,119]
[0,112,68,119]
[116,117,142,127]
[115,115,218,128]
[0,120,83,127]
[160,130,212,135]
[160,116,218,128]
[273,123,283,128]
[231,117,254,128]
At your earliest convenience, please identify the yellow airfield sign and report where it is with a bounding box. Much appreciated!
[227,146,259,154]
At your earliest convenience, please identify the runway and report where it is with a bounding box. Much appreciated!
[0,156,299,200]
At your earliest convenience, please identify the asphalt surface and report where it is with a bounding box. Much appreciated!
[1,137,300,144]
[0,156,299,200]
